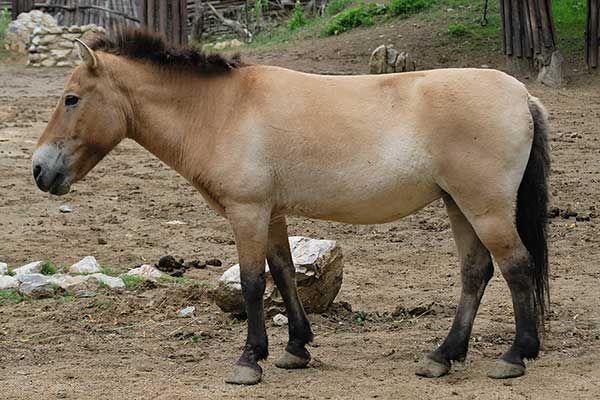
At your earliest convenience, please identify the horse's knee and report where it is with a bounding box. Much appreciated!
[240,270,267,303]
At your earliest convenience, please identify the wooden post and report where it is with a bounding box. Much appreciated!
[587,0,599,69]
[147,0,155,32]
[180,0,187,44]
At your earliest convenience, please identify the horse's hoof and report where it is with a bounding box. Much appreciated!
[275,350,310,369]
[487,359,525,379]
[415,355,450,378]
[225,364,262,385]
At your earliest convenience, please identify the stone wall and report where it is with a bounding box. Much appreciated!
[28,25,106,68]
[4,10,58,54]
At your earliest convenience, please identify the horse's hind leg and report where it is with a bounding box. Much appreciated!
[416,195,493,378]
[462,211,540,379]
[267,216,314,369]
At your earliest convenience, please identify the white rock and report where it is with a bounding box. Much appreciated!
[214,236,343,314]
[0,276,18,289]
[56,61,75,67]
[13,261,43,276]
[125,264,163,280]
[166,220,187,225]
[0,262,8,275]
[48,274,88,289]
[87,273,125,289]
[69,256,101,274]
[272,313,288,326]
[17,274,54,298]
[178,306,196,318]
[50,48,71,60]
[41,58,56,67]
[59,204,73,213]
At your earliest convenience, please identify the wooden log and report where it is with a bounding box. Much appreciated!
[538,0,553,49]
[591,0,599,68]
[148,0,155,32]
[499,0,507,54]
[503,0,513,56]
[139,0,148,27]
[180,0,187,44]
[521,0,532,58]
[159,0,167,39]
[171,0,180,44]
[511,0,522,57]
[527,0,541,54]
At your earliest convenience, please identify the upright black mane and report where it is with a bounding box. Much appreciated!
[88,29,242,75]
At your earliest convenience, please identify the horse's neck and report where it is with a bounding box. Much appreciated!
[125,70,234,178]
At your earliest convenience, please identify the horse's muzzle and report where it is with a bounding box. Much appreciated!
[32,143,72,196]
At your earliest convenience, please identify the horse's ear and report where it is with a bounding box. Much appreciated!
[75,39,98,70]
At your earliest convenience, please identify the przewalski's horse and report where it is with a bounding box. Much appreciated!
[32,30,550,385]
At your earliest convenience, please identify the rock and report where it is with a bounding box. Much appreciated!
[205,259,222,267]
[59,204,73,213]
[58,40,75,49]
[17,273,55,298]
[272,313,288,326]
[68,26,82,33]
[229,39,243,48]
[385,47,399,73]
[178,306,196,318]
[214,236,343,314]
[157,256,186,277]
[48,273,88,289]
[126,264,163,280]
[13,261,43,276]
[38,35,58,46]
[69,256,101,274]
[50,49,72,60]
[0,276,18,289]
[74,290,97,298]
[537,50,564,88]
[369,45,387,74]
[395,51,417,72]
[4,10,57,54]
[41,59,56,67]
[87,273,125,289]
[0,262,8,275]
[56,61,75,67]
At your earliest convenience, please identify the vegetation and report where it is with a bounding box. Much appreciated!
[100,266,120,277]
[40,262,58,276]
[447,22,470,37]
[288,1,309,31]
[388,0,431,17]
[322,3,375,36]
[122,275,144,289]
[0,289,23,306]
[325,0,354,16]
[0,8,10,45]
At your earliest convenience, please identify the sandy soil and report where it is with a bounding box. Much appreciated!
[1,18,600,399]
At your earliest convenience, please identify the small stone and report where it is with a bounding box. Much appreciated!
[57,40,74,49]
[56,61,74,68]
[0,276,18,290]
[13,261,43,276]
[69,256,101,274]
[97,238,107,245]
[50,49,71,60]
[59,204,73,213]
[166,220,187,225]
[125,264,163,280]
[75,289,97,298]
[205,258,222,267]
[0,262,8,275]
[38,35,57,46]
[178,306,196,318]
[48,273,88,289]
[68,26,82,33]
[272,313,288,326]
[41,59,56,67]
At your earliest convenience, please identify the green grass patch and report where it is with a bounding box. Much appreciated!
[0,8,10,45]
[122,275,144,289]
[322,3,375,36]
[288,1,309,31]
[40,262,58,276]
[100,266,120,277]
[325,0,354,16]
[0,289,23,306]
[448,22,471,37]
[553,0,586,51]
[388,0,431,17]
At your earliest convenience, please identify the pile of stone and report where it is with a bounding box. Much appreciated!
[0,256,164,299]
[213,236,344,315]
[369,45,417,74]
[4,10,58,53]
[28,24,106,68]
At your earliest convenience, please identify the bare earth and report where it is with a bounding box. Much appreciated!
[1,22,600,400]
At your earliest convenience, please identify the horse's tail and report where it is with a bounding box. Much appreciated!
[517,95,551,334]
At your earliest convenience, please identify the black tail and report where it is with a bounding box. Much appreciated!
[517,96,551,334]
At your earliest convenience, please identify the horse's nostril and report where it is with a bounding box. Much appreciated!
[33,165,42,180]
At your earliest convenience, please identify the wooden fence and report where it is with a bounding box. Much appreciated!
[587,0,599,69]
[11,0,35,19]
[138,0,188,44]
[36,0,140,37]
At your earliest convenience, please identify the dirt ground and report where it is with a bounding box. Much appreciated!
[1,17,600,399]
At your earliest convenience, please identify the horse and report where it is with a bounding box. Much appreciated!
[32,30,550,385]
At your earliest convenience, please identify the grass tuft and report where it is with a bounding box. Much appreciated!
[0,289,23,306]
[40,262,58,276]
[122,275,144,289]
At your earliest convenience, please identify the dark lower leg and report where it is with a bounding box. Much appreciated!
[268,254,313,359]
[237,270,269,369]
[267,217,313,364]
[428,257,493,366]
[499,256,540,366]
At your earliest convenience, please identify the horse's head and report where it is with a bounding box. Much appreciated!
[32,40,128,195]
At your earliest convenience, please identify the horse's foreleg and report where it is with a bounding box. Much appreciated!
[416,196,493,378]
[224,204,270,385]
[266,216,314,369]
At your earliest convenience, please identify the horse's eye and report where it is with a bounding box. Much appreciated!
[65,95,79,107]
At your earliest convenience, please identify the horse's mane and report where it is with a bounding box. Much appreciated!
[88,29,242,75]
